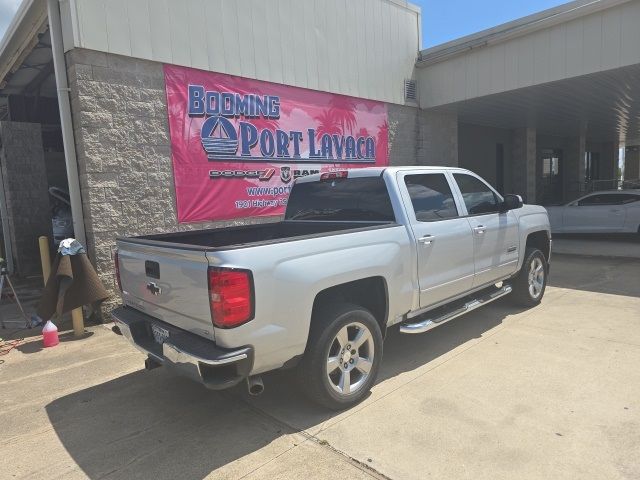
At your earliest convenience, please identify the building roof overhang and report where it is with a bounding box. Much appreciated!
[0,0,48,89]
[417,0,632,68]
[0,0,56,120]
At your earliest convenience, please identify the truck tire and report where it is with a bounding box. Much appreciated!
[510,247,548,307]
[297,302,383,410]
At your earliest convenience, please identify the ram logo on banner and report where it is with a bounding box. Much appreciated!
[164,64,389,223]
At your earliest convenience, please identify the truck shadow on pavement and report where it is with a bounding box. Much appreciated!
[45,301,518,480]
[46,369,294,480]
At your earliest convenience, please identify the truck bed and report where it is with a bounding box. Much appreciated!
[121,220,396,250]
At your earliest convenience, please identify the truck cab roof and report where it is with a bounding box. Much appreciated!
[295,166,475,183]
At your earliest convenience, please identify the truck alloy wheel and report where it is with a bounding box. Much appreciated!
[326,322,375,395]
[511,248,548,306]
[527,257,545,299]
[298,303,383,410]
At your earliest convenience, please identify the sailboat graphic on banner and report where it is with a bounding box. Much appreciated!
[200,115,239,159]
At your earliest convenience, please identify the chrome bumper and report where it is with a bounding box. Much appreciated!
[112,306,253,390]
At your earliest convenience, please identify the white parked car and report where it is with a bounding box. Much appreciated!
[546,190,640,234]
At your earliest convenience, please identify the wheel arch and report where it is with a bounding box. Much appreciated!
[311,276,389,338]
[525,230,551,262]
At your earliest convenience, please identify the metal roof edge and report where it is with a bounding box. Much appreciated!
[405,1,421,14]
[385,0,421,14]
[0,0,48,89]
[417,0,632,67]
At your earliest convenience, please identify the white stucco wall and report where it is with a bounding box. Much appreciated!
[61,0,421,105]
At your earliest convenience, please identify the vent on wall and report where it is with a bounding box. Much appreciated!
[404,79,417,102]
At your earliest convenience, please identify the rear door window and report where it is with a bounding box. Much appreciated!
[578,194,639,206]
[619,194,640,204]
[404,174,458,222]
[578,194,607,205]
[453,174,500,215]
[285,176,395,222]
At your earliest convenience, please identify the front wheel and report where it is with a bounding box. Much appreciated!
[297,303,383,410]
[510,248,548,307]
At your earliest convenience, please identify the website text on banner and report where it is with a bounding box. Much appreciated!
[164,65,389,223]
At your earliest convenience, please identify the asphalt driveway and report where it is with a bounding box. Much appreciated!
[1,255,639,479]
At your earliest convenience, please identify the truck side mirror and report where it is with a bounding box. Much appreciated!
[501,194,523,212]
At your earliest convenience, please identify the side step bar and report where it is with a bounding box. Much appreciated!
[400,284,512,334]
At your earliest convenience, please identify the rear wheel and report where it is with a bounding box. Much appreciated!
[510,248,548,307]
[297,303,383,410]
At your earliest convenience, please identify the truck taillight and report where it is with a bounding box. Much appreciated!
[114,251,122,291]
[208,267,254,328]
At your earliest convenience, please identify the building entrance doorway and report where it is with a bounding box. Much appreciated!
[540,149,563,204]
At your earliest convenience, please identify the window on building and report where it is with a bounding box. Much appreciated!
[543,156,560,178]
[404,174,458,222]
[453,173,500,215]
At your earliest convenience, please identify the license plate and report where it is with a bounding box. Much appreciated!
[151,324,169,344]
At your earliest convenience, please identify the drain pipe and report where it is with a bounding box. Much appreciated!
[46,0,86,248]
[0,161,14,273]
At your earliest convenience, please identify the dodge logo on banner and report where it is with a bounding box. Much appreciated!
[164,65,389,223]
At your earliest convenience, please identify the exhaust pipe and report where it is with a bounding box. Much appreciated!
[247,375,264,396]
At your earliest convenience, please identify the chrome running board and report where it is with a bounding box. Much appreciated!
[400,284,512,334]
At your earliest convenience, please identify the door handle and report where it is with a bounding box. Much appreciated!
[473,225,486,235]
[418,235,435,245]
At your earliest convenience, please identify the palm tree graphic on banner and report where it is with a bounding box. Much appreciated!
[314,109,343,140]
[329,97,357,135]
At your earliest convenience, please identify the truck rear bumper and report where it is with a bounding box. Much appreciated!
[112,306,254,390]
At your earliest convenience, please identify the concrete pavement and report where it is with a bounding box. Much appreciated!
[1,255,639,479]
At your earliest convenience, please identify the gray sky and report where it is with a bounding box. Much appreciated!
[0,0,22,43]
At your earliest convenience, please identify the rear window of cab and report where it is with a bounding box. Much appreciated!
[285,177,395,222]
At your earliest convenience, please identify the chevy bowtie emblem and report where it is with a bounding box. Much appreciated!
[146,282,162,295]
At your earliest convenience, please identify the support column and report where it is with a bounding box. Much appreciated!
[624,146,639,180]
[511,127,536,203]
[564,133,586,200]
[603,141,617,179]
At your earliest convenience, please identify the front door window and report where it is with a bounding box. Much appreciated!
[401,172,474,308]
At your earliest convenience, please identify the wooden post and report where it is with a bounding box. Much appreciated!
[38,236,51,286]
[72,308,84,337]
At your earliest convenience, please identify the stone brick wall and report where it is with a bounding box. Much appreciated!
[66,49,275,307]
[0,121,52,276]
[388,104,458,166]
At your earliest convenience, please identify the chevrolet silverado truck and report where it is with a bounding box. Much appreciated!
[112,167,551,409]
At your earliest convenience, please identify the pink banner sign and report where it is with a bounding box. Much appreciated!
[164,65,389,223]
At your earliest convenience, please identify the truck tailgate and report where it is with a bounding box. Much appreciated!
[116,240,215,341]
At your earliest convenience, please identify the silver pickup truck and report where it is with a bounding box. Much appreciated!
[112,167,551,409]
